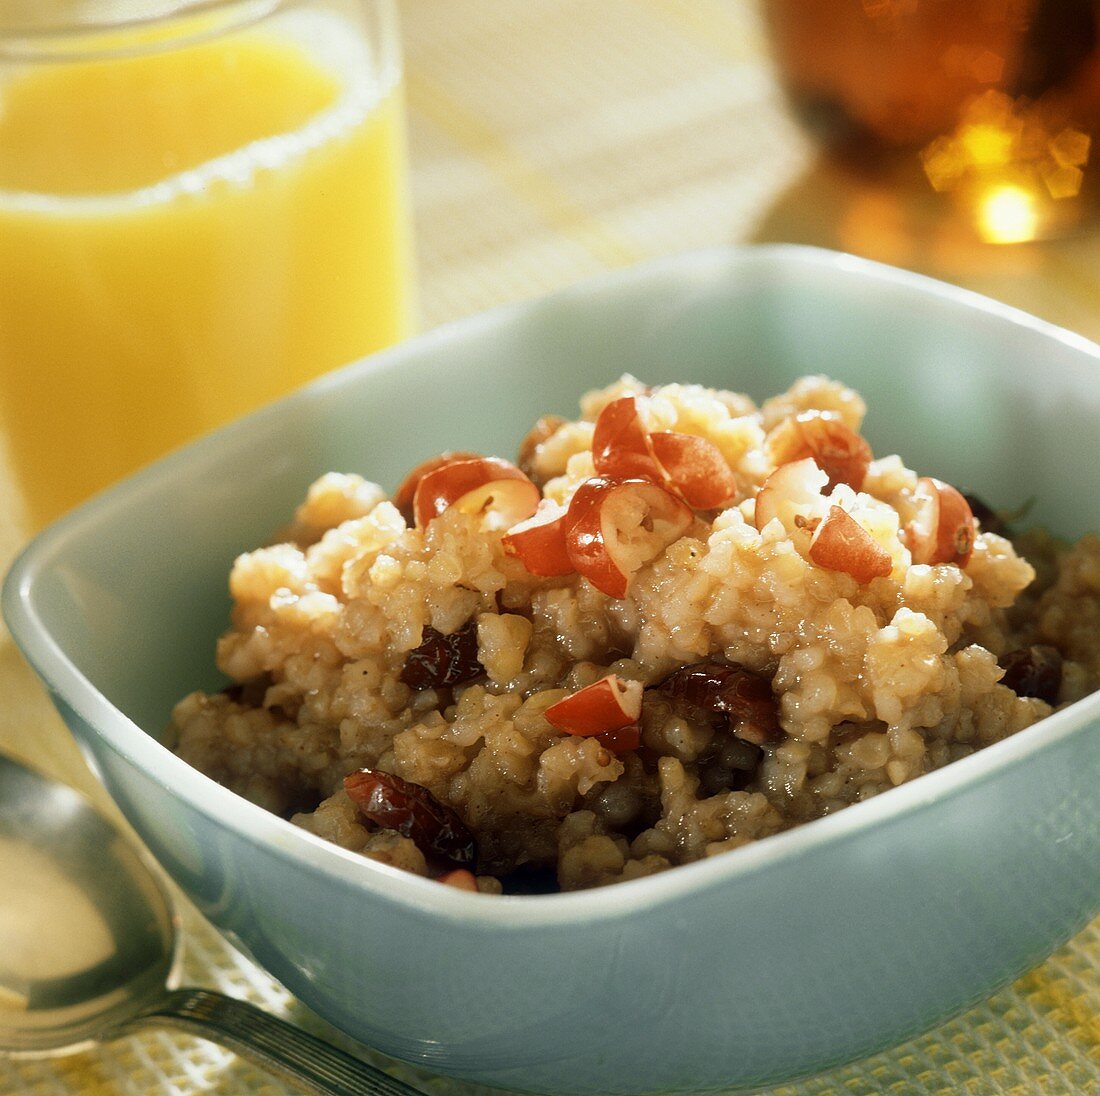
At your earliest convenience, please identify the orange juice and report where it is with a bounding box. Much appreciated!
[0,8,414,527]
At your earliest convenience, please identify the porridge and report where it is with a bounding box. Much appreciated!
[170,376,1100,893]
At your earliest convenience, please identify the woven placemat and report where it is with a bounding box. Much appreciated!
[2,1,1097,1092]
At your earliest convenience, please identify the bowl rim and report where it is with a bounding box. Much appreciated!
[7,242,1100,927]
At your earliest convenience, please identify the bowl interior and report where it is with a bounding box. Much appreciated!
[10,246,1100,748]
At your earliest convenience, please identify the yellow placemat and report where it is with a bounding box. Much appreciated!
[2,1,1098,1093]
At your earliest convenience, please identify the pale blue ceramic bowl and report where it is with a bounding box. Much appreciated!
[5,247,1100,1095]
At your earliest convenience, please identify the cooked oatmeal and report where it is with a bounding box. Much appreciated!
[170,376,1100,892]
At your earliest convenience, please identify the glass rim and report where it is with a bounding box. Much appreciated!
[0,0,288,36]
[0,0,308,60]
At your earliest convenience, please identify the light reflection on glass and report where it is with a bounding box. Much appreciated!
[977,183,1040,244]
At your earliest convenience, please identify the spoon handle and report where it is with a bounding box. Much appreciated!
[117,987,424,1096]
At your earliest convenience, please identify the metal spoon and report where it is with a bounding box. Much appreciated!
[0,752,422,1096]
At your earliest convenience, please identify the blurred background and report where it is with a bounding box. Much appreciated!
[1,1,1097,1093]
[398,0,1100,334]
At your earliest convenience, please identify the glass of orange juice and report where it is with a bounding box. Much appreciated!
[0,0,415,529]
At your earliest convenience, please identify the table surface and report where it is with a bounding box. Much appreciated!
[1,2,1098,1093]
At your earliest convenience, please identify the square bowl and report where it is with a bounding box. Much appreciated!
[5,246,1100,1095]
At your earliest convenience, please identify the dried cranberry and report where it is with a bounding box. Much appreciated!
[962,493,1013,539]
[766,411,872,492]
[1000,645,1062,704]
[392,451,482,525]
[400,619,483,691]
[345,769,476,868]
[655,660,780,746]
[595,724,641,754]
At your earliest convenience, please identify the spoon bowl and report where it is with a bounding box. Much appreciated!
[0,753,175,1057]
[0,754,418,1095]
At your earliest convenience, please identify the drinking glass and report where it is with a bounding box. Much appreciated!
[0,0,415,528]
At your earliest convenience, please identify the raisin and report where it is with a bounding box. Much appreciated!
[963,493,1013,539]
[1000,645,1062,704]
[399,619,483,690]
[698,738,765,796]
[475,818,559,878]
[655,660,780,746]
[219,675,272,708]
[496,863,560,895]
[344,769,476,869]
